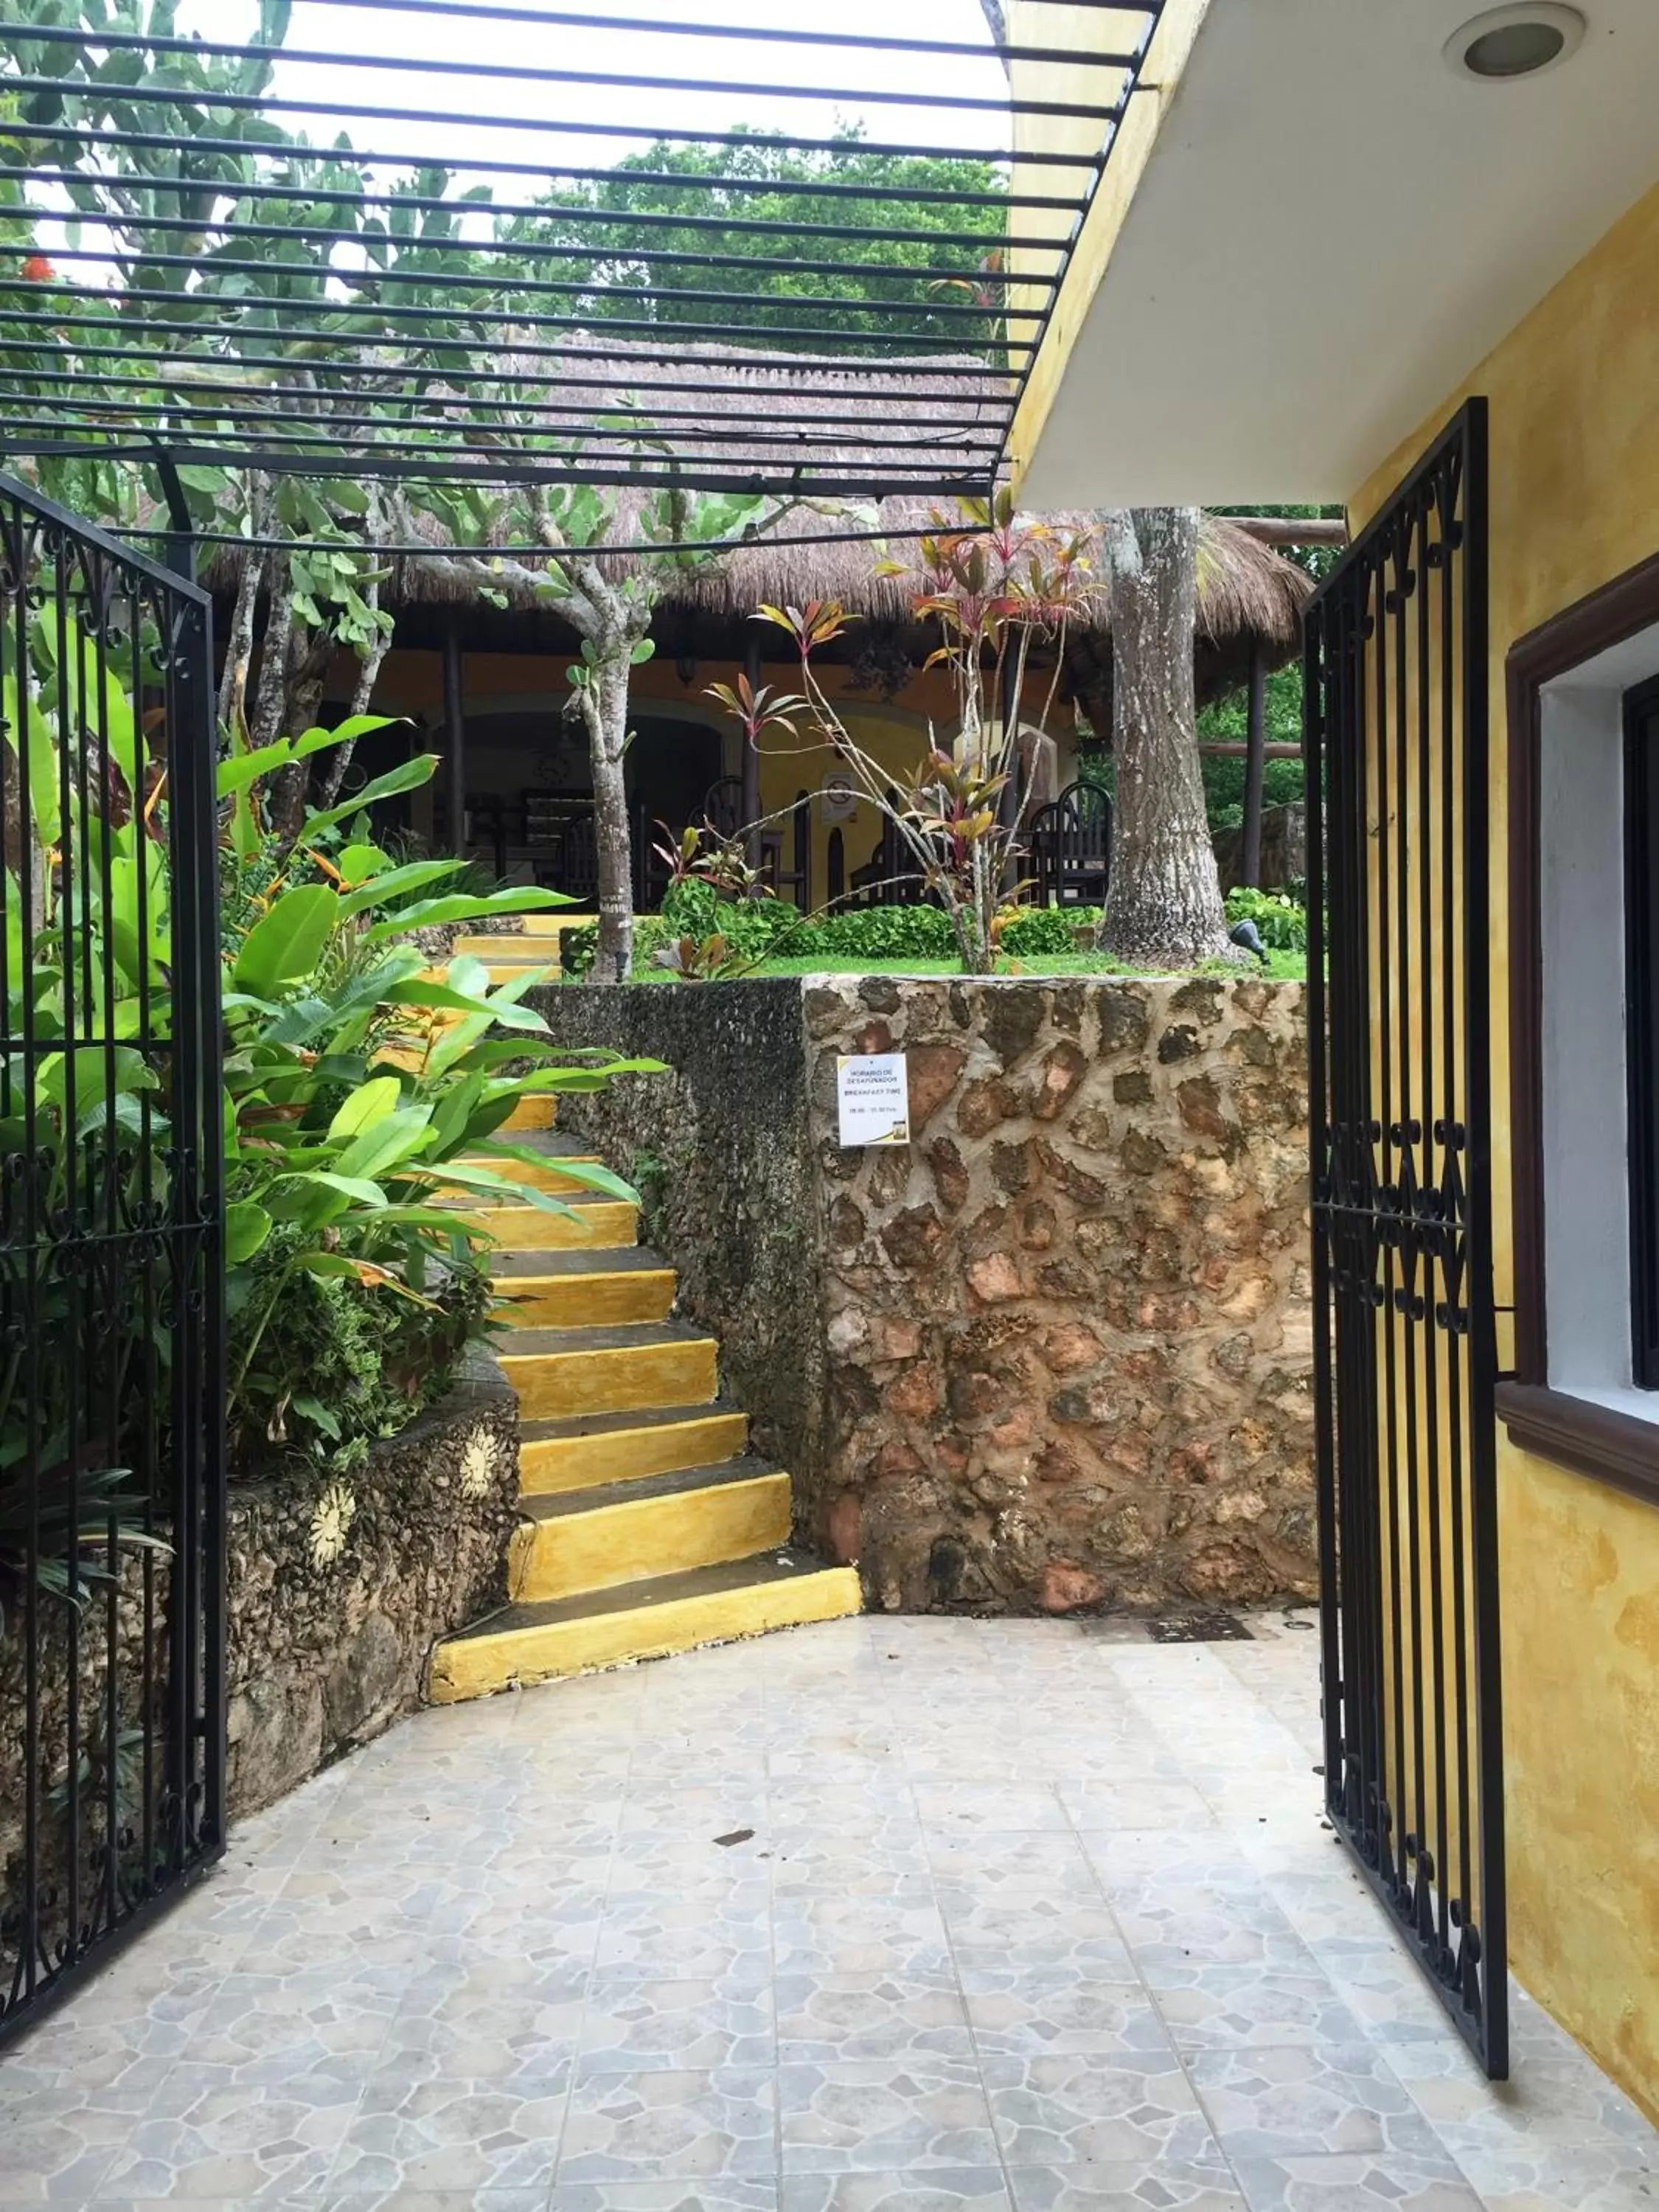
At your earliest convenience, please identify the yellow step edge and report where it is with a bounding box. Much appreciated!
[468,1201,638,1251]
[499,1338,718,1420]
[509,1471,792,1603]
[495,1270,677,1329]
[457,1152,605,1196]
[521,1411,750,1496]
[428,1566,863,1701]
[501,1095,557,1134]
[428,961,562,989]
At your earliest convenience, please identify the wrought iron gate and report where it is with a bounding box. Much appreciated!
[0,473,224,2045]
[1304,400,1508,2076]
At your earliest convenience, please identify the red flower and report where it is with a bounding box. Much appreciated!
[20,254,55,282]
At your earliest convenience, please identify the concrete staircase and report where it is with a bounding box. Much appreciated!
[450,907,591,987]
[428,1088,860,1703]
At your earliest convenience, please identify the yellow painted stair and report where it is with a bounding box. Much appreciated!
[446,912,595,986]
[429,1110,860,1701]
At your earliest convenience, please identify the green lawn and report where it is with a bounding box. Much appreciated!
[560,948,1307,984]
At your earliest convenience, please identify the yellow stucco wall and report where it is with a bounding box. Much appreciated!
[1350,178,1659,2124]
[364,644,988,903]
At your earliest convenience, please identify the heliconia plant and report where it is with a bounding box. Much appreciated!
[709,496,1096,974]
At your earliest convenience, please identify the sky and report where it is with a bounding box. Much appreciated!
[184,0,1018,190]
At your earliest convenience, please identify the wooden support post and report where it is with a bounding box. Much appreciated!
[742,628,763,868]
[443,622,466,860]
[1242,641,1268,888]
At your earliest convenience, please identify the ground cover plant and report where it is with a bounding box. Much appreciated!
[560,889,1307,984]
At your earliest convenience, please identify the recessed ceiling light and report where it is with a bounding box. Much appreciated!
[1445,4,1587,81]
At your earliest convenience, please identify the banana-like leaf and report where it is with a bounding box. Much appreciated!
[380,980,550,1034]
[327,1075,403,1142]
[333,1105,434,1183]
[473,1144,638,1203]
[337,858,462,919]
[299,753,438,839]
[360,888,568,943]
[232,883,340,998]
[226,1199,273,1263]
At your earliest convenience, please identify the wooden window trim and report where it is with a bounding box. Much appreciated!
[1625,678,1659,1390]
[1501,549,1659,1506]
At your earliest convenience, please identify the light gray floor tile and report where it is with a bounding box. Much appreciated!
[1006,2164,1245,2211]
[559,2067,777,2182]
[578,1975,775,2073]
[327,2063,571,2197]
[780,2173,1012,2211]
[551,2187,776,2212]
[981,2050,1222,2169]
[3,1618,1652,2212]
[778,2058,998,2174]
[1231,2150,1484,2211]
[776,1971,972,2062]
[961,1969,1173,2058]
[1187,2042,1447,2159]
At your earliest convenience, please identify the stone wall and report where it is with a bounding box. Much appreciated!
[226,1350,521,1815]
[803,975,1315,1613]
[0,1353,519,1981]
[537,973,1315,1616]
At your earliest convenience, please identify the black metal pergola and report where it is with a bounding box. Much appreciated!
[0,0,1162,533]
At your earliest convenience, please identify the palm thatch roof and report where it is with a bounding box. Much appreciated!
[204,342,1312,698]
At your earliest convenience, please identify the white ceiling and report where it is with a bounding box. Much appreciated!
[1013,0,1659,509]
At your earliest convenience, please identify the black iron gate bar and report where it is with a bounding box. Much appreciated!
[0,470,224,2050]
[0,1,1164,499]
[1304,400,1507,2076]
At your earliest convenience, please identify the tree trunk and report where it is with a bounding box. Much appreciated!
[267,629,333,840]
[583,647,636,986]
[1096,507,1234,969]
[316,589,392,811]
[218,474,277,737]
[248,547,296,753]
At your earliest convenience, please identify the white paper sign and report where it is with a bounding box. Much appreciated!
[820,772,859,824]
[836,1052,911,1147]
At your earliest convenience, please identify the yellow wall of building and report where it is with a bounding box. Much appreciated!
[1350,178,1659,2124]
[364,642,981,904]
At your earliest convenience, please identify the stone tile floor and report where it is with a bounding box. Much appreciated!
[4,1611,1657,2211]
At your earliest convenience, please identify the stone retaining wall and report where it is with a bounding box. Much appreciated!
[225,1350,520,1815]
[803,975,1315,1613]
[540,973,1315,1615]
[0,1351,521,1934]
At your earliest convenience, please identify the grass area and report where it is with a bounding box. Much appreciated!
[560,948,1307,984]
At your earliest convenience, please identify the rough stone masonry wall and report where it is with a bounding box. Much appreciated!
[0,1354,519,1968]
[224,1351,520,1816]
[803,975,1315,1613]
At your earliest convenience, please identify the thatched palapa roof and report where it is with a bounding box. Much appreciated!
[205,342,1312,699]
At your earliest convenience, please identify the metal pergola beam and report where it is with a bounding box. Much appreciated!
[0,0,1162,503]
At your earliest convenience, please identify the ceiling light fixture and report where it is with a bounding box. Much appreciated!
[1445,4,1587,80]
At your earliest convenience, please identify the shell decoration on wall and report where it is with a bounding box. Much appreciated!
[307,1481,357,1570]
[458,1426,498,1500]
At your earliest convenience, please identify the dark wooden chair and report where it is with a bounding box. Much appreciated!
[521,790,598,902]
[1029,779,1113,905]
[771,790,813,913]
[850,790,926,906]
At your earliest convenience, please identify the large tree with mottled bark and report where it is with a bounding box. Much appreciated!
[1095,507,1235,968]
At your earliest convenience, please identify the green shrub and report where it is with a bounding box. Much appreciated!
[998,905,1102,956]
[1225,886,1308,952]
[800,905,959,960]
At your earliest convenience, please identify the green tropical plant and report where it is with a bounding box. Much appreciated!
[1224,886,1308,953]
[0,581,657,1504]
